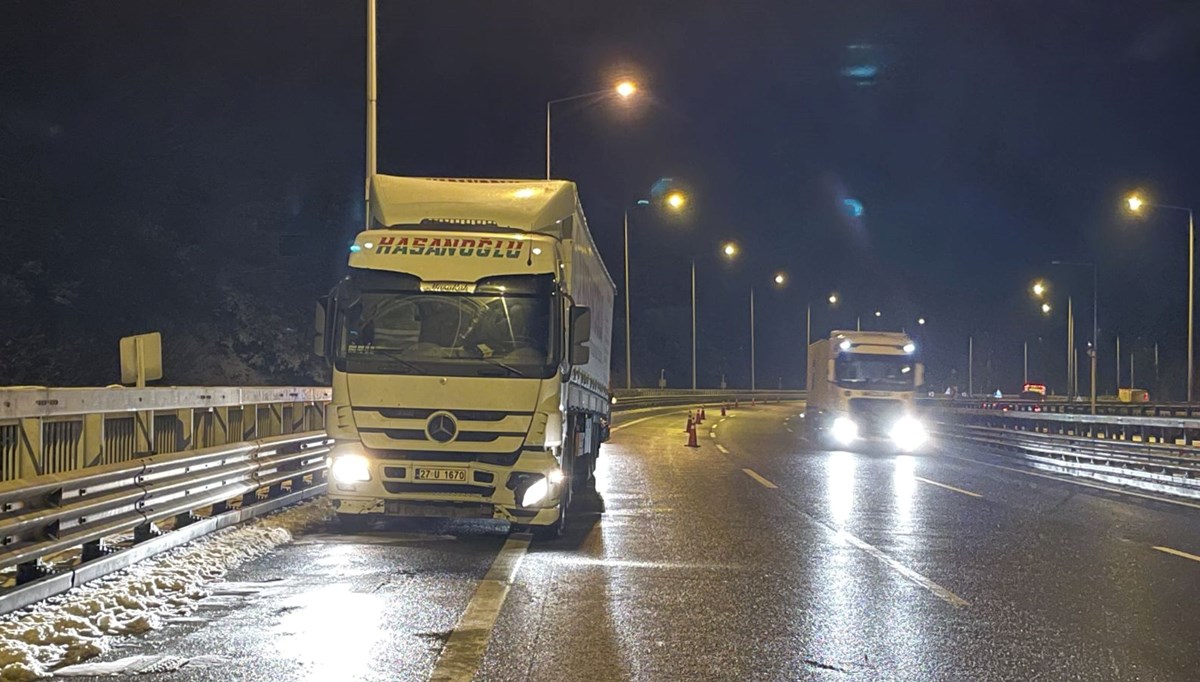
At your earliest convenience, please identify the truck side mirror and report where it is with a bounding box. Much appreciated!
[915,362,925,387]
[569,305,591,366]
[314,297,329,358]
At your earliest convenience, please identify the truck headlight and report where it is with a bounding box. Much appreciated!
[889,416,928,452]
[521,477,550,507]
[329,453,371,483]
[831,416,859,446]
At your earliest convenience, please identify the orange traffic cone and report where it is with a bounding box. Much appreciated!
[700,407,707,421]
[734,399,739,409]
[685,412,694,432]
[686,421,699,447]
[720,404,727,416]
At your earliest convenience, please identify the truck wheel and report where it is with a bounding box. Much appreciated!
[532,515,564,540]
[335,513,373,532]
[532,485,568,540]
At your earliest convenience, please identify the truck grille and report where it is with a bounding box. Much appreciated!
[848,399,905,436]
[382,482,495,496]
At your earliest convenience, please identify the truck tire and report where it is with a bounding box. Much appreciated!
[532,483,569,540]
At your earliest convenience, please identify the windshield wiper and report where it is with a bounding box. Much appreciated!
[356,349,425,374]
[476,359,525,377]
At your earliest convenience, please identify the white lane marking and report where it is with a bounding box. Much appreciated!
[913,476,982,498]
[786,427,794,433]
[944,453,1200,511]
[1153,546,1200,564]
[834,529,970,608]
[429,535,530,682]
[610,411,682,433]
[742,468,777,489]
[716,444,730,455]
[709,431,716,439]
[742,461,970,608]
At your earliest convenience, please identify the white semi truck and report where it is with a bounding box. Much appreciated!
[314,176,615,538]
[805,330,928,451]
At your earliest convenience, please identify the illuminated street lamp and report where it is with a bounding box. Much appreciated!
[622,188,688,389]
[1041,302,1051,315]
[805,292,842,386]
[748,272,789,390]
[689,239,739,389]
[874,310,882,318]
[546,79,640,179]
[917,317,927,325]
[1124,191,1195,402]
[1032,281,1047,298]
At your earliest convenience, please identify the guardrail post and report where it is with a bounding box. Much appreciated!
[16,417,42,479]
[213,406,231,446]
[81,413,103,469]
[175,408,194,452]
[134,409,154,457]
[81,539,115,562]
[16,560,52,585]
[133,521,161,543]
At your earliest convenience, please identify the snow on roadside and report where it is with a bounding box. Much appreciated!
[0,498,332,680]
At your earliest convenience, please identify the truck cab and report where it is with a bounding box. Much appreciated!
[806,330,928,451]
[314,176,614,538]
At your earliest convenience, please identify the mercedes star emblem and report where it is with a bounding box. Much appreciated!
[426,412,458,443]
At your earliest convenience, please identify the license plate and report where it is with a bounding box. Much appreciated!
[415,467,467,482]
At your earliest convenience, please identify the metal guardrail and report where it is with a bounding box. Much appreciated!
[0,430,330,614]
[931,404,1200,499]
[921,396,1200,419]
[0,385,794,613]
[0,386,331,482]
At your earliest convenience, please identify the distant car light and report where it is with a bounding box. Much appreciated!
[903,343,916,353]
[831,416,859,446]
[329,454,371,483]
[889,416,927,452]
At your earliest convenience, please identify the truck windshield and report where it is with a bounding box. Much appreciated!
[835,352,914,390]
[332,271,559,379]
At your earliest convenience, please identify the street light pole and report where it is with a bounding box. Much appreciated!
[364,0,378,231]
[968,336,974,396]
[1023,341,1028,385]
[750,288,756,390]
[1124,197,1194,402]
[623,209,631,389]
[1051,260,1098,412]
[691,259,697,390]
[1070,296,1080,398]
[546,82,638,179]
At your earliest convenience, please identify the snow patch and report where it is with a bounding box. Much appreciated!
[0,498,331,680]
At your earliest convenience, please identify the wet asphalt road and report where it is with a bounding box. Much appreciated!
[71,404,1200,681]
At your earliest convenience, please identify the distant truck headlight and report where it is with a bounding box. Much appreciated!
[831,416,859,446]
[889,416,928,452]
[329,453,372,483]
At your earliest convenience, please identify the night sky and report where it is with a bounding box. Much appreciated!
[5,1,1200,395]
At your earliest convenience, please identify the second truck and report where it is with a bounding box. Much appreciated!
[315,176,615,538]
[805,330,928,451]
